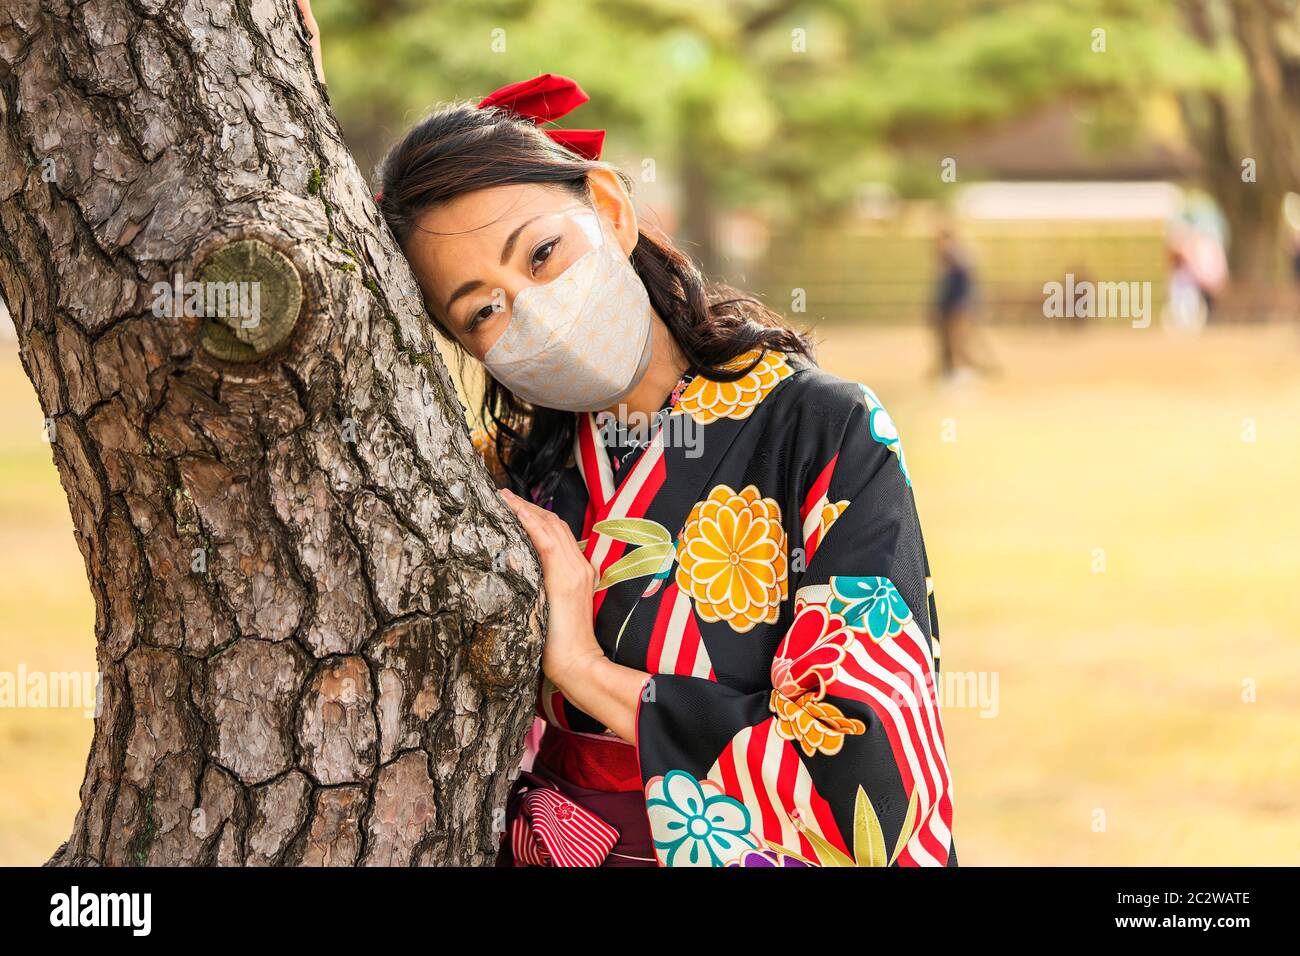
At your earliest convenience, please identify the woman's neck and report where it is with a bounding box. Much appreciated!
[601,313,688,423]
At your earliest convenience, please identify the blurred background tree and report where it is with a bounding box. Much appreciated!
[1177,0,1300,282]
[313,0,1285,281]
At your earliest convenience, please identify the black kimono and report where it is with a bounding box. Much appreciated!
[526,348,957,867]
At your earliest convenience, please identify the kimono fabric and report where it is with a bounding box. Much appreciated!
[495,380,686,868]
[493,348,958,868]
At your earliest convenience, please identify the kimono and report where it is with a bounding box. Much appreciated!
[499,347,957,867]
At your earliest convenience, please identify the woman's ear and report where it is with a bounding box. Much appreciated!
[586,167,639,257]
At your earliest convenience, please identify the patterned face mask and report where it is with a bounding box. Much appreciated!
[482,209,655,412]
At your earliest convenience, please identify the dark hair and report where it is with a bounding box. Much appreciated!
[377,101,813,500]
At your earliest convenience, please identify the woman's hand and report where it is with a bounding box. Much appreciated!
[498,489,604,691]
[498,488,652,744]
[295,0,326,85]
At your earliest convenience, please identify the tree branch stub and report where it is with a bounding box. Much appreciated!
[196,238,303,363]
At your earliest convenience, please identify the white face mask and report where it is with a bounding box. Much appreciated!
[482,210,654,412]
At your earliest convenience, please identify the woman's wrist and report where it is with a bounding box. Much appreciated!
[552,650,647,745]
[551,643,607,699]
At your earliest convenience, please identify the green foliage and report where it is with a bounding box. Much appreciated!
[313,0,1245,221]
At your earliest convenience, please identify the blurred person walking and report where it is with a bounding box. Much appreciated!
[931,229,996,382]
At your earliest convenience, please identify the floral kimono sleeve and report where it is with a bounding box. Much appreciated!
[635,379,956,867]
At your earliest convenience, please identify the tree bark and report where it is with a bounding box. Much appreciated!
[0,0,544,866]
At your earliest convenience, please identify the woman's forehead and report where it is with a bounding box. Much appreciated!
[417,183,572,244]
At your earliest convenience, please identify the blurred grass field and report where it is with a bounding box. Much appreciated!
[2,323,1298,866]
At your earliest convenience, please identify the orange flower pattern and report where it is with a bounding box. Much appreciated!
[770,690,866,757]
[676,484,788,633]
[809,498,849,544]
[674,348,793,425]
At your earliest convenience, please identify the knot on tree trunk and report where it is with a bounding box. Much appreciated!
[196,238,304,362]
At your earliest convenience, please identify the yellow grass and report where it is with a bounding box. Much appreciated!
[2,323,1298,866]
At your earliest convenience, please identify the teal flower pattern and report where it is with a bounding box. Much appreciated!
[645,769,758,867]
[859,384,911,486]
[829,576,913,641]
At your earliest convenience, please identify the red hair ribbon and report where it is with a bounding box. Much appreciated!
[478,73,605,160]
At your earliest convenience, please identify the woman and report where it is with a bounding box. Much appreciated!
[300,10,956,868]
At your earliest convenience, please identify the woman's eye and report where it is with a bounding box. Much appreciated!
[530,239,558,273]
[468,304,496,331]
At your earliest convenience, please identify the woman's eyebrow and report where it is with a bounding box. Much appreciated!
[443,279,483,318]
[500,216,541,265]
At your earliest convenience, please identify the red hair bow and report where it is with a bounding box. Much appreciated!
[478,73,606,160]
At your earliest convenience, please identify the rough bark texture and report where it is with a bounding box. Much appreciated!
[0,0,544,866]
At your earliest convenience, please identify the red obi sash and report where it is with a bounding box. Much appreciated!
[497,736,656,867]
[536,725,642,793]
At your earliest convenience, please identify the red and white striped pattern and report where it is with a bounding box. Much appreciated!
[575,414,667,618]
[708,719,849,864]
[510,785,620,867]
[798,454,839,564]
[832,614,954,866]
[646,581,715,680]
[574,413,616,522]
[539,415,678,732]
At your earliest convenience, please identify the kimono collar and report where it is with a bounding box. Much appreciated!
[573,348,798,529]
[576,367,695,519]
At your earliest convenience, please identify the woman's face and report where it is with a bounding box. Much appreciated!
[402,175,637,362]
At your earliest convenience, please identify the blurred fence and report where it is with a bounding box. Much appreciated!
[754,218,1299,326]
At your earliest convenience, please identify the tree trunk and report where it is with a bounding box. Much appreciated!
[1179,0,1297,287]
[0,0,544,866]
[1231,0,1300,196]
[1223,0,1296,287]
